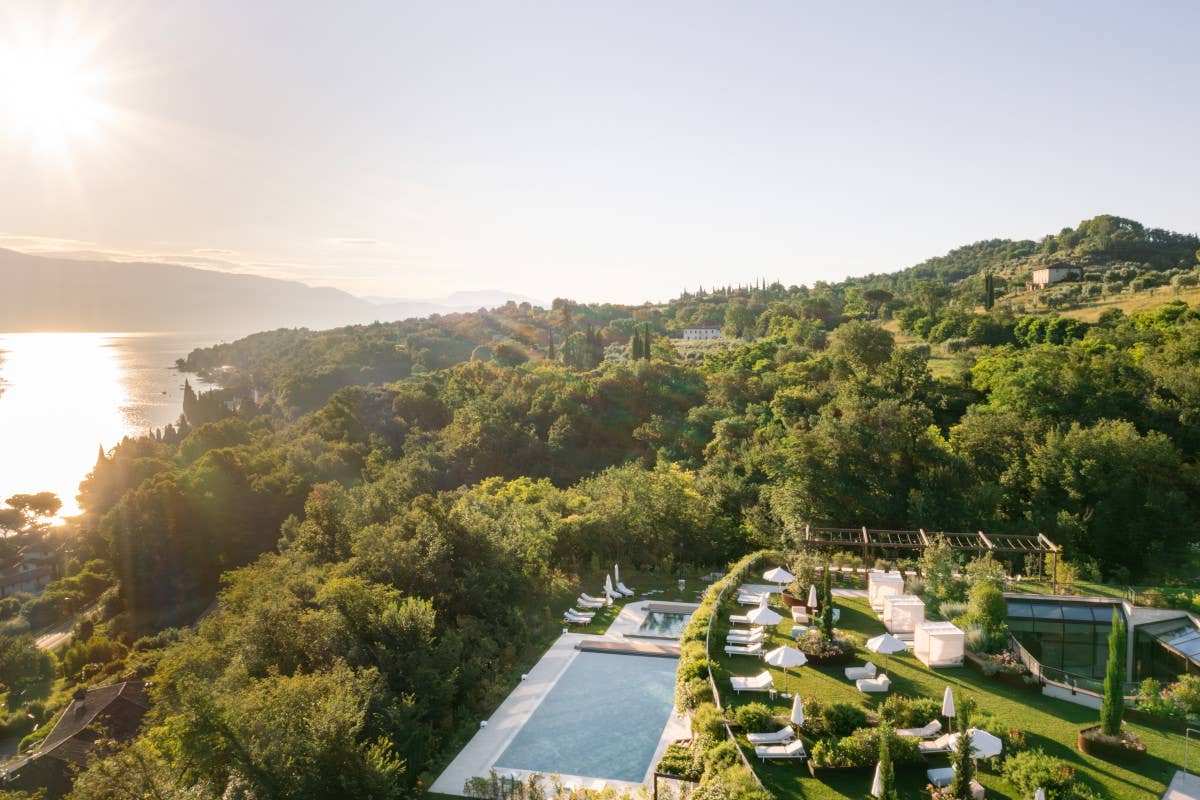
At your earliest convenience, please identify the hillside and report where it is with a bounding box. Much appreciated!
[0,250,537,333]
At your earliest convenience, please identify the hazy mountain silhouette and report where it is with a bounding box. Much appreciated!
[0,250,540,333]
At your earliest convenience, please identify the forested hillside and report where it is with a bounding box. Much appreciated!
[7,214,1200,799]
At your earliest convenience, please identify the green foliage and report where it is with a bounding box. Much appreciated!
[950,707,975,799]
[877,721,898,800]
[732,702,773,732]
[1002,749,1103,800]
[1101,609,1127,736]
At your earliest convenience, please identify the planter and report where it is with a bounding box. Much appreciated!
[1077,725,1146,762]
[780,591,804,608]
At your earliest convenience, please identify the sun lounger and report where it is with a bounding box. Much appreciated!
[896,720,942,739]
[844,662,877,681]
[577,595,606,609]
[746,726,795,745]
[563,612,591,625]
[724,642,763,657]
[729,613,752,625]
[790,607,809,624]
[616,581,636,596]
[755,738,806,761]
[604,589,622,603]
[737,592,767,606]
[856,674,891,693]
[564,608,595,620]
[730,671,774,694]
[726,630,765,644]
[918,733,954,755]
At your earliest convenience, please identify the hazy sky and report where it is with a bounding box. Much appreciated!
[1,1,1197,304]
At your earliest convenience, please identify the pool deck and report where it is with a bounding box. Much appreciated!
[430,599,696,797]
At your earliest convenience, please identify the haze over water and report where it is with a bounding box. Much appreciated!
[0,332,219,518]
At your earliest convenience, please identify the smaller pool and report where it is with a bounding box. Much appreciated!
[636,611,689,639]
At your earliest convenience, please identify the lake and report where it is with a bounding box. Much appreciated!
[0,332,228,519]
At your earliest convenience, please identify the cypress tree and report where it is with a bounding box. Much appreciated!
[1100,609,1127,736]
[820,566,834,639]
[950,707,974,799]
[877,722,897,800]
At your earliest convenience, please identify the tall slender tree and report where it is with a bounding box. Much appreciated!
[876,722,897,800]
[1100,609,1127,736]
[950,707,975,799]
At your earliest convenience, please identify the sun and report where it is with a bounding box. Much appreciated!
[0,22,112,154]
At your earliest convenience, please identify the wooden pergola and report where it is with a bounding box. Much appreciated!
[800,525,1062,590]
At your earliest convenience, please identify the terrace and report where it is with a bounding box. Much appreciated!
[706,567,1193,799]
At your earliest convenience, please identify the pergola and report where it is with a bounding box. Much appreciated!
[800,526,1063,590]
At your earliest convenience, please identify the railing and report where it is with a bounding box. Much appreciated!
[704,559,767,790]
[1008,633,1139,698]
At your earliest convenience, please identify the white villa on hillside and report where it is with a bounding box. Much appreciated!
[682,325,724,341]
[1028,265,1082,290]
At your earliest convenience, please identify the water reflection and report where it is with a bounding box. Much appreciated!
[0,332,215,518]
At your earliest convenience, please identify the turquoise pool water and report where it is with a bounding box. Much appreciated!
[636,611,690,639]
[494,651,677,782]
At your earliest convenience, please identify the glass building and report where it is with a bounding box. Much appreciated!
[1006,598,1123,681]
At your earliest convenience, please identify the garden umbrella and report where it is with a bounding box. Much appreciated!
[807,584,818,609]
[1034,790,1045,800]
[763,566,794,587]
[604,574,619,600]
[790,693,805,728]
[765,645,807,692]
[614,564,621,585]
[950,728,1002,759]
[865,632,908,673]
[942,686,956,732]
[870,761,883,798]
[746,597,782,626]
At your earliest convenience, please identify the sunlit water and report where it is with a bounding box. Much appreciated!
[0,333,222,518]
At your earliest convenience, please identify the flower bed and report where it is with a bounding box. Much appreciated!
[796,634,856,666]
[979,650,1042,692]
[1077,725,1147,762]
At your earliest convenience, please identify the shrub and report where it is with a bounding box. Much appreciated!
[821,702,868,738]
[733,702,773,732]
[811,727,921,768]
[702,739,740,773]
[1002,749,1102,800]
[677,677,713,711]
[938,601,969,621]
[656,743,701,780]
[796,634,855,664]
[691,702,724,742]
[878,695,942,729]
[963,624,989,654]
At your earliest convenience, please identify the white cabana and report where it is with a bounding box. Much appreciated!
[868,570,904,612]
[882,594,925,635]
[915,620,965,668]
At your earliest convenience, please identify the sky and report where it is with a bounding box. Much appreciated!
[0,1,1198,305]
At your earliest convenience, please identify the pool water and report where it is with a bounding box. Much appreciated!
[636,611,690,639]
[494,651,678,782]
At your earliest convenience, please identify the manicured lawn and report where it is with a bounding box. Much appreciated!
[563,570,711,635]
[712,595,1185,800]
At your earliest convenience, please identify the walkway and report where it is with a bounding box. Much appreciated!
[1164,771,1200,800]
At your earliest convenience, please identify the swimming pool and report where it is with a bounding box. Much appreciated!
[636,611,690,639]
[494,651,678,783]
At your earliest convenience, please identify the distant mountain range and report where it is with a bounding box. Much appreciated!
[0,249,544,333]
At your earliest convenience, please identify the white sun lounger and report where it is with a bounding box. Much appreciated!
[918,733,955,755]
[616,581,636,596]
[563,613,590,625]
[844,662,877,681]
[755,738,807,761]
[856,674,891,693]
[730,613,752,625]
[724,642,763,657]
[746,726,795,745]
[604,589,622,603]
[726,629,765,644]
[577,595,606,609]
[730,671,774,693]
[564,608,595,621]
[738,592,767,606]
[896,720,942,739]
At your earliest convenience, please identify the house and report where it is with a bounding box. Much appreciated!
[1027,265,1082,290]
[2,682,150,797]
[681,325,724,341]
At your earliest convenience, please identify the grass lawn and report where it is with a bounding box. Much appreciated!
[562,569,710,635]
[713,595,1185,800]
